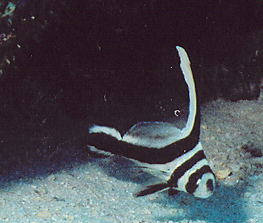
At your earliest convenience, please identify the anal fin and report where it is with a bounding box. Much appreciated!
[168,188,180,196]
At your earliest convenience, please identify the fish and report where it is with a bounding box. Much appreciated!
[86,46,215,199]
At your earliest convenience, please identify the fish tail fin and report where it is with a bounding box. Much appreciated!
[134,182,168,197]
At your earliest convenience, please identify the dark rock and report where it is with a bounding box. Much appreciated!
[241,143,263,158]
[223,81,260,102]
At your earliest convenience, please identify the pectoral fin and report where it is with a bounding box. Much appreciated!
[134,182,169,197]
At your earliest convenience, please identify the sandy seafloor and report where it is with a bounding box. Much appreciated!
[1,91,263,223]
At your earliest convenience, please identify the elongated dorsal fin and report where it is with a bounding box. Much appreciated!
[176,46,197,139]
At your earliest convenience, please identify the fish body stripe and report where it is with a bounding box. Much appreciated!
[87,128,200,164]
[168,149,206,188]
[185,165,214,194]
[135,141,204,181]
[134,148,213,197]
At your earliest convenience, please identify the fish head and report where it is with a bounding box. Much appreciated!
[169,143,216,199]
[191,171,215,199]
[172,169,215,199]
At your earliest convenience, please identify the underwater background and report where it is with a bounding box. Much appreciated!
[1,0,263,222]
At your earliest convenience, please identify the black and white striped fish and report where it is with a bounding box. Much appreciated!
[86,46,215,199]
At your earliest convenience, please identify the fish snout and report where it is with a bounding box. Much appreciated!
[192,172,215,199]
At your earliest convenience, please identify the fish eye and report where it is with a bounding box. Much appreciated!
[206,179,214,192]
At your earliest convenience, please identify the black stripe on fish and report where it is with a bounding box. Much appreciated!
[185,165,215,194]
[167,150,206,188]
[86,122,200,164]
[133,148,210,197]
